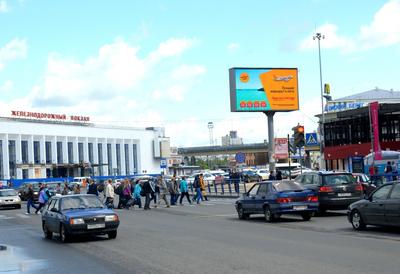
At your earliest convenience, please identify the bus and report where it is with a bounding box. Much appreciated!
[363,151,400,175]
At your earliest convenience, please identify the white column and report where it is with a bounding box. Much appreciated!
[73,137,79,164]
[62,137,68,164]
[128,140,134,175]
[16,134,22,179]
[2,134,10,179]
[102,139,108,176]
[136,142,141,174]
[28,135,34,178]
[83,137,89,162]
[52,136,58,164]
[120,140,126,175]
[40,135,46,178]
[93,138,99,165]
[112,139,117,174]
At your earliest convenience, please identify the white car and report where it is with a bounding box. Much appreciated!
[0,189,22,209]
[256,169,270,180]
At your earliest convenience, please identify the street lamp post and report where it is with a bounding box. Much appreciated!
[313,32,325,169]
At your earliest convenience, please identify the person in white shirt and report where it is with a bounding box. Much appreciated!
[105,179,115,208]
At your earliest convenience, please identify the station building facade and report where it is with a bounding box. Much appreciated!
[0,112,169,180]
[320,88,400,172]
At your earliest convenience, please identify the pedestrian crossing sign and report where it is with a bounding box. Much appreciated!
[305,133,319,146]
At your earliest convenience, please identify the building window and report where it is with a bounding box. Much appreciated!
[124,144,129,175]
[107,144,112,175]
[8,140,16,178]
[88,143,94,164]
[98,143,103,176]
[21,140,28,164]
[34,141,40,164]
[57,142,63,164]
[116,144,121,176]
[45,142,52,164]
[78,143,84,162]
[133,144,137,174]
[68,142,73,164]
[22,169,29,179]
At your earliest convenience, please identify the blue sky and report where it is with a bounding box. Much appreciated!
[1,0,399,146]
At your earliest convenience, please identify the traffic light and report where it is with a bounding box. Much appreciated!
[292,125,305,148]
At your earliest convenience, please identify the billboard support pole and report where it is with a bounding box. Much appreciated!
[265,112,275,173]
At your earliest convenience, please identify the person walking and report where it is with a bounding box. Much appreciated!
[168,177,179,206]
[104,179,115,208]
[122,180,132,209]
[269,171,276,180]
[133,181,142,209]
[142,180,153,210]
[193,175,203,204]
[55,183,62,195]
[156,176,170,207]
[149,179,157,208]
[62,182,69,195]
[179,176,192,205]
[199,174,208,201]
[276,170,282,180]
[73,184,81,194]
[87,179,98,196]
[25,184,38,214]
[35,184,49,214]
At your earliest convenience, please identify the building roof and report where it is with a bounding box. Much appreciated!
[335,88,400,102]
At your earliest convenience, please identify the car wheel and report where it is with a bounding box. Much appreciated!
[351,210,366,231]
[301,212,312,221]
[60,224,70,243]
[108,230,117,239]
[264,206,275,223]
[237,205,249,220]
[42,222,53,239]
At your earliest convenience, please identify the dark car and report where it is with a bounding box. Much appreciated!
[241,170,262,182]
[352,173,376,197]
[295,171,363,213]
[348,182,400,230]
[235,181,319,222]
[41,194,119,242]
[17,182,41,201]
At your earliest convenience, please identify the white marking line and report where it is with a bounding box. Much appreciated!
[0,215,14,220]
[16,213,30,219]
[195,214,237,218]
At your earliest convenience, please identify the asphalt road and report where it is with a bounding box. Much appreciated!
[1,199,400,274]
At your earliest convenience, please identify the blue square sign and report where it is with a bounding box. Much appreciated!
[305,133,319,146]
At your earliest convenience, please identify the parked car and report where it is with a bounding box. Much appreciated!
[71,177,91,187]
[352,173,376,197]
[0,189,22,209]
[256,169,270,180]
[241,170,262,182]
[295,171,364,213]
[41,194,120,242]
[17,182,41,201]
[235,181,318,222]
[348,182,400,230]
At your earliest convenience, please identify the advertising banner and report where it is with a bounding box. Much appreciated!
[229,68,299,112]
[274,138,289,159]
[369,102,382,161]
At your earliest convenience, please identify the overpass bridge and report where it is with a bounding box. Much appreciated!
[177,143,269,156]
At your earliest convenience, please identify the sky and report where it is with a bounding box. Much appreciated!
[1,0,400,147]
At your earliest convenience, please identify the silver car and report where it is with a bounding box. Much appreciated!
[0,189,22,209]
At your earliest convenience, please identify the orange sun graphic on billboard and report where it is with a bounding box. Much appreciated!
[239,72,249,83]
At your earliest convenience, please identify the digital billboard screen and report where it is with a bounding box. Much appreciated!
[229,68,299,112]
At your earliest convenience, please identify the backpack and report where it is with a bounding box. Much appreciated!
[115,185,123,195]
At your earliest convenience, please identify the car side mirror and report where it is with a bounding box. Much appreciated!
[50,208,58,213]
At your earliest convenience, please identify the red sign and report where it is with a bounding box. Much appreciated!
[11,111,90,122]
[369,102,382,161]
[274,138,288,159]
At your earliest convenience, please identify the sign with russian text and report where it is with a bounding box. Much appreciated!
[10,110,90,123]
[369,102,382,161]
[229,68,299,112]
[274,138,289,159]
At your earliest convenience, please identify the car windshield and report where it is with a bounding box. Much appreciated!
[273,181,304,192]
[323,174,356,185]
[0,189,17,196]
[61,196,104,210]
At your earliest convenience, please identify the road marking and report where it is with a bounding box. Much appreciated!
[0,215,14,220]
[16,214,30,219]
[195,214,237,218]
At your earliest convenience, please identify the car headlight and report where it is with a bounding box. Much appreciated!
[105,215,119,222]
[0,199,3,203]
[33,192,38,195]
[15,197,21,202]
[69,218,85,225]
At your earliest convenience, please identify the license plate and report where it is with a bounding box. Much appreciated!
[338,193,351,197]
[293,206,307,210]
[87,223,105,229]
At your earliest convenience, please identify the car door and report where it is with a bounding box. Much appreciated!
[45,199,57,232]
[242,184,259,212]
[384,183,400,226]
[363,184,392,225]
[254,184,269,213]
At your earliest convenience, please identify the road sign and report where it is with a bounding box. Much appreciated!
[160,158,167,169]
[305,133,319,146]
[235,152,246,163]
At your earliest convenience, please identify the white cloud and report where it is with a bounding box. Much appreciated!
[0,38,27,69]
[148,38,195,63]
[0,80,13,93]
[171,64,206,79]
[227,42,240,53]
[299,0,400,53]
[0,0,9,13]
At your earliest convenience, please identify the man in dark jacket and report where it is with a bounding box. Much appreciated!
[26,184,38,214]
[87,179,98,196]
[142,180,153,210]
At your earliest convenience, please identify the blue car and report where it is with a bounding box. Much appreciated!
[42,194,120,242]
[235,181,319,222]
